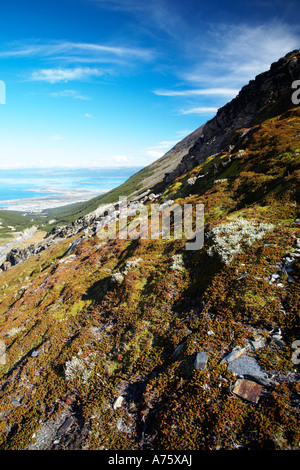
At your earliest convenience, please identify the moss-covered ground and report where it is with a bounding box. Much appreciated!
[0,108,299,450]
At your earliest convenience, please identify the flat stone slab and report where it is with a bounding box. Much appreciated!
[233,378,263,403]
[228,355,267,380]
[194,351,208,370]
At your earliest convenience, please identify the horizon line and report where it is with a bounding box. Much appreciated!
[0,165,143,170]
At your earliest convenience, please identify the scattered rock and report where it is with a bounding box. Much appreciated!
[116,417,133,434]
[31,350,40,358]
[233,378,263,403]
[235,273,249,281]
[270,327,282,339]
[172,343,184,359]
[269,273,281,283]
[58,254,77,264]
[57,416,75,437]
[1,261,11,271]
[113,395,124,411]
[227,355,267,381]
[11,398,22,407]
[220,346,249,364]
[194,351,208,370]
[249,339,266,350]
[111,272,124,284]
[27,410,73,450]
[186,176,197,186]
[65,237,83,256]
[170,254,185,272]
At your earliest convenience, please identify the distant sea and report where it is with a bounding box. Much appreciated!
[0,168,141,211]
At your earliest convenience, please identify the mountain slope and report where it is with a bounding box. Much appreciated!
[45,49,300,229]
[0,52,299,451]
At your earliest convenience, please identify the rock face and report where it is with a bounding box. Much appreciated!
[162,50,300,185]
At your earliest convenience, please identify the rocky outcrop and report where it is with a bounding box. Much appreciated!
[163,50,300,185]
[0,194,160,272]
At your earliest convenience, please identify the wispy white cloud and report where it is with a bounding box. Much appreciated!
[91,0,189,43]
[31,67,104,83]
[153,20,300,116]
[145,139,178,159]
[50,89,91,100]
[112,154,132,164]
[154,88,239,98]
[0,40,154,62]
[179,107,218,115]
[82,113,95,118]
[0,40,154,85]
[182,22,300,88]
[91,1,300,87]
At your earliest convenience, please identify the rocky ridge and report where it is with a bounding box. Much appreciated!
[161,50,300,185]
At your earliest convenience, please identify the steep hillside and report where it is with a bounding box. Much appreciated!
[0,52,299,451]
[44,49,300,229]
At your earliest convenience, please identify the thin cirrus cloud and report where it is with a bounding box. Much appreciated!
[0,40,153,61]
[151,20,300,101]
[0,40,154,84]
[50,89,91,100]
[152,21,300,116]
[31,67,105,84]
[154,88,239,98]
[182,22,300,88]
[179,107,218,115]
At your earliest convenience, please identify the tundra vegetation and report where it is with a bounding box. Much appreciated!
[0,100,299,451]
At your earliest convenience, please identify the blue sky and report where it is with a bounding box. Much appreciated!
[0,0,299,168]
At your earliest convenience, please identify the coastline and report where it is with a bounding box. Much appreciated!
[0,188,109,212]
